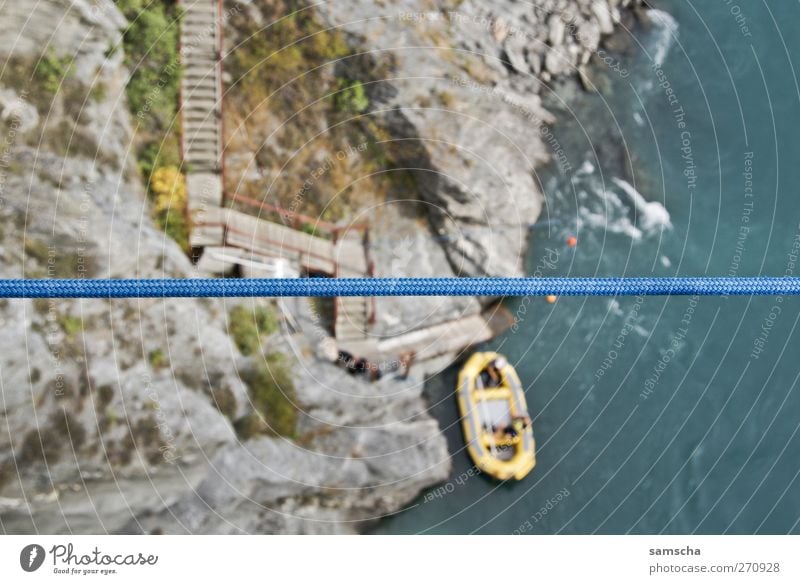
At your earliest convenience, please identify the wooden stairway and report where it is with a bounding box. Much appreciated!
[179,0,224,247]
[333,233,372,346]
[178,2,374,347]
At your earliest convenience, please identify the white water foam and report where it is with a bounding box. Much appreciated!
[576,160,595,176]
[574,177,671,240]
[574,174,643,239]
[612,177,672,232]
[579,204,643,239]
[648,9,679,66]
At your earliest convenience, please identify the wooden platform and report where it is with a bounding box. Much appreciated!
[376,314,496,361]
[178,3,505,357]
[194,207,371,277]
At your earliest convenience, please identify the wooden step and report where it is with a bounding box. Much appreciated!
[184,125,219,137]
[180,52,218,64]
[182,109,220,120]
[180,47,218,58]
[184,128,219,139]
[182,101,220,113]
[182,86,218,97]
[182,21,217,31]
[186,150,220,160]
[186,155,220,165]
[335,322,369,342]
[183,70,218,82]
[186,145,220,156]
[182,68,218,78]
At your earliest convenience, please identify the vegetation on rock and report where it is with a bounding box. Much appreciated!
[225,0,413,224]
[149,166,189,252]
[117,0,188,251]
[235,353,298,439]
[228,304,278,356]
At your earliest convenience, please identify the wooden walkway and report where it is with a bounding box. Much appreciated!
[179,0,225,248]
[333,233,371,345]
[192,207,366,276]
[177,0,373,346]
[178,1,505,359]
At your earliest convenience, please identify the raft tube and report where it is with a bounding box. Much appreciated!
[456,352,536,480]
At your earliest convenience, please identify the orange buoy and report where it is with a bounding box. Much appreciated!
[545,295,557,304]
[566,235,578,248]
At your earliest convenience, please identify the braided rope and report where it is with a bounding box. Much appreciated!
[1,277,799,298]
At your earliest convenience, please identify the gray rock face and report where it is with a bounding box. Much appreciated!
[0,0,449,534]
[0,0,642,534]
[316,0,642,280]
[127,354,451,533]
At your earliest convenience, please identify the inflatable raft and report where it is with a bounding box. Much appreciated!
[456,352,536,480]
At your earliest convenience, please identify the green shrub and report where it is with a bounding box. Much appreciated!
[333,78,369,114]
[24,237,97,278]
[148,348,168,370]
[38,119,102,160]
[117,0,181,137]
[253,306,278,335]
[1,52,80,114]
[229,306,260,356]
[236,353,298,439]
[117,0,185,249]
[228,6,349,91]
[228,305,278,356]
[35,51,74,97]
[233,413,265,441]
[58,315,83,339]
[224,2,417,224]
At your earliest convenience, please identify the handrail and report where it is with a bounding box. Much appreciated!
[196,221,337,273]
[226,192,369,236]
[364,228,377,325]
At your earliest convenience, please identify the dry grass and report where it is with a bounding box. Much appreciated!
[224,0,415,224]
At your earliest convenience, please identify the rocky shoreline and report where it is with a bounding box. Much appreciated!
[0,0,643,533]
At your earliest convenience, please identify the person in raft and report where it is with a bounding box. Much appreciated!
[480,356,507,388]
[493,415,532,440]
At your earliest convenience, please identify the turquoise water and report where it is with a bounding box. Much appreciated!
[378,1,800,534]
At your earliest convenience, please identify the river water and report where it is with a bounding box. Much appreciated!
[377,1,800,534]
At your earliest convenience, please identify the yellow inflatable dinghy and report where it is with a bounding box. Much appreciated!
[456,352,536,480]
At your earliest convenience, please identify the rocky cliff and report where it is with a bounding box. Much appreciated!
[222,0,643,344]
[0,0,448,534]
[0,0,641,533]
[314,0,643,281]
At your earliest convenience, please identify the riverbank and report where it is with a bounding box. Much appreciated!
[0,0,648,534]
[378,0,800,534]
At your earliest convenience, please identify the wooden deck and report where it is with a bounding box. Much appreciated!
[376,314,496,361]
[178,2,503,359]
[193,207,369,276]
[178,0,374,347]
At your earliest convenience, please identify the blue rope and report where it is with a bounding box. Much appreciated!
[1,277,799,298]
